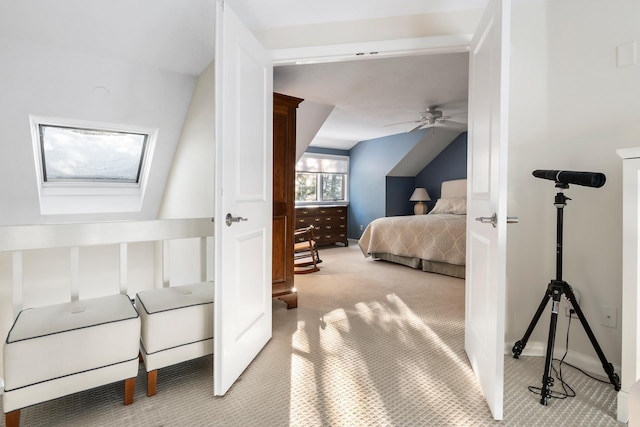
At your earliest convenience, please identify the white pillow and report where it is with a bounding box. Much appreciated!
[429,197,467,215]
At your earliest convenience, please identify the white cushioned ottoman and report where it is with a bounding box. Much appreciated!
[3,294,140,426]
[135,282,213,396]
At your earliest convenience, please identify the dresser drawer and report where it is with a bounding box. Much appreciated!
[295,205,349,247]
[295,217,313,227]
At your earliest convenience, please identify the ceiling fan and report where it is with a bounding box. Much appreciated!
[386,105,467,133]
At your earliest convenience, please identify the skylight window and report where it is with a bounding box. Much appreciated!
[30,116,158,216]
[39,124,148,184]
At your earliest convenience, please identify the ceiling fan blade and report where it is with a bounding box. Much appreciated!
[385,120,422,127]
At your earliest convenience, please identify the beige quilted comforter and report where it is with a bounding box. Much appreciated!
[358,214,466,266]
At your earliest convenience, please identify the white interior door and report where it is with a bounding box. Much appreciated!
[465,0,510,420]
[213,0,273,396]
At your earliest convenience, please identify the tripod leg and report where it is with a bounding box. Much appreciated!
[540,289,562,405]
[564,287,621,391]
[512,289,552,358]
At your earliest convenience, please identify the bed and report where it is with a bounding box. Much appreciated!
[358,179,467,278]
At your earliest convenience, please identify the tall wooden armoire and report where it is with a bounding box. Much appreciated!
[272,93,302,309]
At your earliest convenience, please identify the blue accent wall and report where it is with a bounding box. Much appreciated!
[348,129,428,239]
[348,131,467,239]
[302,131,466,241]
[415,131,468,212]
[386,176,414,217]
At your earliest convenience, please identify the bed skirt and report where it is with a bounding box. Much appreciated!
[371,253,465,279]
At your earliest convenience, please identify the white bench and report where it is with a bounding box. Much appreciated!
[2,294,141,427]
[136,282,213,396]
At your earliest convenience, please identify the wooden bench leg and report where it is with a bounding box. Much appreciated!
[6,410,20,427]
[147,369,158,397]
[124,377,136,405]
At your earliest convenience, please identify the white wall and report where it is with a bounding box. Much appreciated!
[0,37,196,225]
[506,0,640,372]
[159,62,215,219]
[158,61,215,286]
[0,39,202,384]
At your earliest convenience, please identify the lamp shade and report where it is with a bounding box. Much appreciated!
[409,187,431,202]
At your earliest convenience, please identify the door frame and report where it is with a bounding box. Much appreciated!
[269,35,473,67]
[267,28,505,412]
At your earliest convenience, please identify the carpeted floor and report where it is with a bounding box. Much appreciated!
[0,242,622,426]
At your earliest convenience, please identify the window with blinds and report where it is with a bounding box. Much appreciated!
[295,153,349,204]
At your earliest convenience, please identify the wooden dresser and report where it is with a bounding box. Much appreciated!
[295,205,348,247]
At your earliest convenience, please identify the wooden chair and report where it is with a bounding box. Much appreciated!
[294,225,322,274]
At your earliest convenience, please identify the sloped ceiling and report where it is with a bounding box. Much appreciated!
[295,102,334,160]
[0,0,477,152]
[0,1,479,225]
[239,0,479,151]
[0,1,214,225]
[275,52,469,154]
[388,128,463,176]
[0,0,215,76]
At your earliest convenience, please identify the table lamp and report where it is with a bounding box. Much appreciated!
[410,187,431,214]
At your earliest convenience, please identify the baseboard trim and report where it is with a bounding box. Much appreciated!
[617,390,629,423]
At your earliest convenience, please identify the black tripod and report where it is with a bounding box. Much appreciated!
[511,183,620,405]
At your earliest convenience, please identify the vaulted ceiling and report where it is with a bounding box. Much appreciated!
[274,52,470,150]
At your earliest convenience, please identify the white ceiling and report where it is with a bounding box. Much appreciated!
[228,0,488,29]
[0,0,216,76]
[0,1,481,150]
[232,0,481,150]
[274,52,470,150]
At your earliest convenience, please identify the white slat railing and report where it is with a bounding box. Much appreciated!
[0,218,214,319]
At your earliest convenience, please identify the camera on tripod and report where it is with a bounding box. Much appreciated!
[532,169,606,188]
[512,169,619,406]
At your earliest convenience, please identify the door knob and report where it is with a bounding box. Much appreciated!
[475,213,519,228]
[475,213,497,228]
[225,213,248,227]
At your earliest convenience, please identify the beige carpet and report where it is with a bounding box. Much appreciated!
[0,242,622,426]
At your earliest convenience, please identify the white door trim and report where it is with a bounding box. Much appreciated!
[266,14,509,418]
[269,34,472,65]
